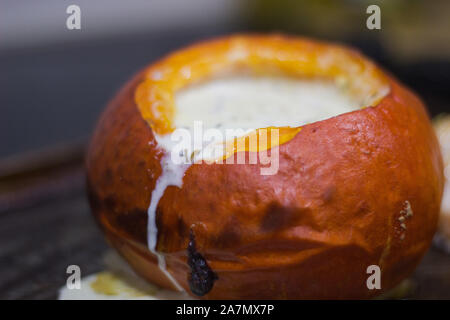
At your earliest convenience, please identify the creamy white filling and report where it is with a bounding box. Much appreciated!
[157,76,363,163]
[147,152,187,291]
[174,76,361,131]
[148,76,364,291]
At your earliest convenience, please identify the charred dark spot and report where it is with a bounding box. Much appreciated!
[356,200,370,216]
[103,195,118,213]
[213,217,241,248]
[115,209,148,244]
[260,203,298,232]
[322,186,336,203]
[187,231,217,296]
[137,160,146,168]
[176,215,189,239]
[103,168,113,183]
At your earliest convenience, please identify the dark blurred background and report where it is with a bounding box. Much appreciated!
[0,0,449,299]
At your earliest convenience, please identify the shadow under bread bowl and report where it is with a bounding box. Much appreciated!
[86,34,444,299]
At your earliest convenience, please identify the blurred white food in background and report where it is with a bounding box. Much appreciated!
[434,115,450,253]
[59,250,192,300]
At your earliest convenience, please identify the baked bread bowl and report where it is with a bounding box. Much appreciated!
[86,34,443,299]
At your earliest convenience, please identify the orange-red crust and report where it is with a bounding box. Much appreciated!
[86,34,444,299]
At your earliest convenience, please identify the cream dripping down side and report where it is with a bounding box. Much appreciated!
[147,75,368,291]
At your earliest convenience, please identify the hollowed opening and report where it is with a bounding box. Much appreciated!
[135,36,391,159]
[174,75,364,132]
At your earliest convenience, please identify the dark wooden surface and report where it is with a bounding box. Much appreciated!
[0,189,107,299]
